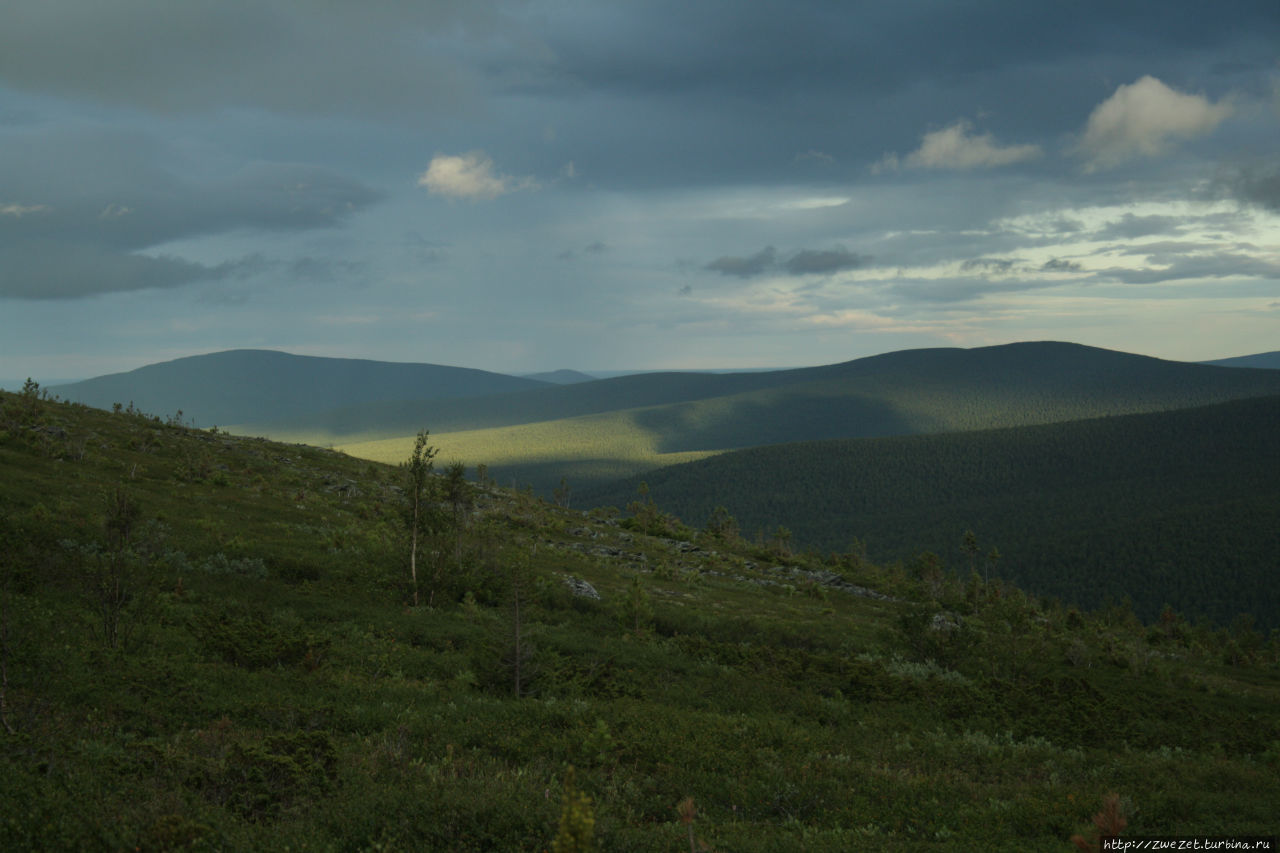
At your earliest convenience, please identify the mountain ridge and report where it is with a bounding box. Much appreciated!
[239,340,1280,444]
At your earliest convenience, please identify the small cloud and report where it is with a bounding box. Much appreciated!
[98,203,132,219]
[417,151,537,200]
[562,160,578,179]
[1050,217,1087,233]
[961,257,1017,275]
[313,313,380,326]
[794,149,835,166]
[288,256,365,282]
[0,202,51,217]
[677,284,693,296]
[705,246,777,278]
[1042,258,1083,273]
[705,245,870,278]
[878,120,1041,172]
[1095,213,1184,240]
[1076,76,1232,171]
[559,241,606,261]
[869,152,900,175]
[782,247,868,275]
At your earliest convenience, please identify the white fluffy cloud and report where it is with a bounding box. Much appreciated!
[417,152,536,200]
[876,120,1042,172]
[1077,76,1232,171]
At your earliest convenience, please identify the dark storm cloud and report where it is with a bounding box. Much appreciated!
[782,248,868,275]
[518,0,1278,185]
[4,0,1276,192]
[13,0,1255,129]
[538,0,1276,100]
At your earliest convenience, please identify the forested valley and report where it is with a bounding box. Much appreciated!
[583,395,1280,629]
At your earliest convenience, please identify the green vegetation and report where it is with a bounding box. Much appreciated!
[584,395,1280,629]
[2,386,1278,850]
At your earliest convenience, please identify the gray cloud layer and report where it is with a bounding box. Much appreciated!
[0,127,380,298]
[0,0,512,116]
[1,0,1277,373]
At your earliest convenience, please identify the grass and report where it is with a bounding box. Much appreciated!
[338,407,721,487]
[1,387,1278,850]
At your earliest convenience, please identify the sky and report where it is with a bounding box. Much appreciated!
[2,0,1278,381]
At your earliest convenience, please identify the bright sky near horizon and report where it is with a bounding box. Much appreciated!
[1,0,1278,380]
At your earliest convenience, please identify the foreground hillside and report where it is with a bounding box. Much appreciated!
[582,395,1280,629]
[2,386,1278,850]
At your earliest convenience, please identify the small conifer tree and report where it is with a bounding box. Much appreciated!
[551,766,595,853]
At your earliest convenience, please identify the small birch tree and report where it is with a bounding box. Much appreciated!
[404,430,439,607]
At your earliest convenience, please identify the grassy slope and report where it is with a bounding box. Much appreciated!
[52,349,550,428]
[581,395,1280,628]
[2,389,1279,850]
[341,408,721,489]
[321,342,1280,495]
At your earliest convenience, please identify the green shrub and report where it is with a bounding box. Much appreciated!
[191,607,328,669]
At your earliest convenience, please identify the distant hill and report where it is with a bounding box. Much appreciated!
[1201,351,1280,369]
[520,369,598,385]
[581,395,1280,627]
[258,341,1280,445]
[318,342,1280,492]
[51,350,549,427]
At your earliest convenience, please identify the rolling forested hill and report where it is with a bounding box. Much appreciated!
[51,349,551,427]
[580,395,1280,628]
[1202,350,1280,369]
[319,342,1280,494]
[248,341,1280,444]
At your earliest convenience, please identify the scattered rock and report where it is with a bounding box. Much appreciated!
[563,577,601,599]
[930,611,964,632]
